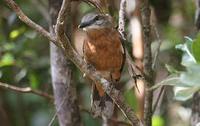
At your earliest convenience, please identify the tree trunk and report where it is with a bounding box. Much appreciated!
[191,92,200,126]
[49,0,81,126]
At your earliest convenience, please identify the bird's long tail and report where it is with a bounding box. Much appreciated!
[91,83,114,119]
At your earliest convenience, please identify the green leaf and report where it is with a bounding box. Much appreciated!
[0,53,15,67]
[192,35,200,63]
[3,43,15,51]
[179,64,200,87]
[176,46,196,65]
[165,64,179,74]
[9,27,26,39]
[15,69,27,82]
[176,37,196,65]
[124,90,137,110]
[0,71,2,78]
[81,113,101,126]
[176,37,193,53]
[152,115,164,126]
[9,30,20,39]
[181,53,196,66]
[174,86,199,101]
[29,73,39,89]
[171,36,200,101]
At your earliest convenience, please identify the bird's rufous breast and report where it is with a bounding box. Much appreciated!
[83,28,124,81]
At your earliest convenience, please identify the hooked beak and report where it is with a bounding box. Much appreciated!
[78,24,82,28]
[78,21,91,28]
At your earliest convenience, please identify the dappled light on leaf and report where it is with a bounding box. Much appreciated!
[192,34,200,63]
[152,115,164,126]
[9,27,26,39]
[0,53,15,67]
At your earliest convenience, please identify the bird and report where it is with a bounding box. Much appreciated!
[78,13,125,118]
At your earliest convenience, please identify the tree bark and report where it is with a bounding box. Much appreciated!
[140,0,154,126]
[49,0,81,126]
[191,92,200,126]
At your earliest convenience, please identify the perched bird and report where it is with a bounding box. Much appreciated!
[78,13,125,118]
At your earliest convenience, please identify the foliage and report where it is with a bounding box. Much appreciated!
[153,36,200,101]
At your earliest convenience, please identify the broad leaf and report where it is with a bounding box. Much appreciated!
[179,64,200,87]
[165,64,180,74]
[192,35,200,63]
[176,37,196,65]
[174,86,200,101]
[0,53,15,67]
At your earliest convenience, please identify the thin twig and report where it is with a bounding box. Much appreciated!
[118,0,127,40]
[118,0,144,80]
[72,0,103,13]
[83,0,104,13]
[4,0,56,44]
[55,0,70,37]
[148,76,179,91]
[48,112,57,126]
[109,118,132,126]
[48,92,69,126]
[126,49,144,92]
[152,24,162,69]
[117,0,143,125]
[0,82,54,100]
[151,24,163,114]
[118,0,144,96]
[126,50,144,78]
[152,86,165,114]
[30,0,51,23]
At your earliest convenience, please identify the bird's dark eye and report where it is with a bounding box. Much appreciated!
[94,15,100,21]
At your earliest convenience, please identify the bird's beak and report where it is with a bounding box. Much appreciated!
[78,21,90,29]
[78,23,85,29]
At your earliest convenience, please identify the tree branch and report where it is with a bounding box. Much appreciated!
[30,0,51,23]
[118,0,127,40]
[117,0,144,125]
[0,82,54,100]
[140,0,154,126]
[152,23,162,69]
[152,86,165,114]
[118,0,144,80]
[4,0,142,125]
[4,0,56,44]
[55,0,70,39]
[72,0,103,13]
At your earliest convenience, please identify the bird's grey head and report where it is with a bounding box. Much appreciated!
[78,13,113,30]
